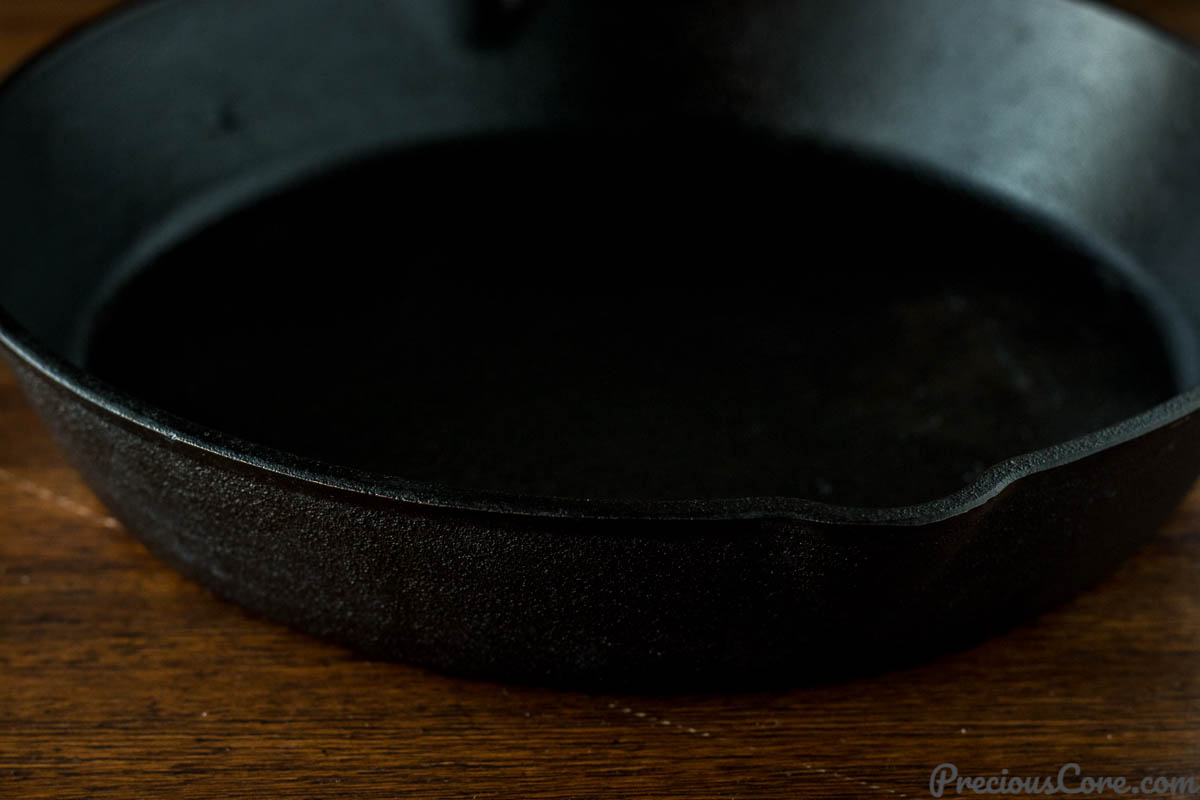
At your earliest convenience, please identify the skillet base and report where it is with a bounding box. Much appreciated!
[82,131,1180,508]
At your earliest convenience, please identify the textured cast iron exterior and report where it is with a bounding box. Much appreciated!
[7,348,1200,687]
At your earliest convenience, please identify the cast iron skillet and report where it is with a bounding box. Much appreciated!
[3,0,1200,689]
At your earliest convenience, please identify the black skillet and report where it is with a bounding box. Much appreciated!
[3,0,1200,688]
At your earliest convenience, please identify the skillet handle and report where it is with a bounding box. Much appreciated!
[469,0,541,46]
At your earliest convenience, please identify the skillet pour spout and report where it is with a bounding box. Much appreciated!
[3,0,1200,688]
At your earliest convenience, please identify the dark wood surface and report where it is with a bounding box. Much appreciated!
[3,2,1200,797]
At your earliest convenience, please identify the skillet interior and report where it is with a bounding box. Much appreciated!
[4,0,1200,514]
[81,132,1180,507]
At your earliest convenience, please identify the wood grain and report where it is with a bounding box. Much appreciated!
[3,2,1200,798]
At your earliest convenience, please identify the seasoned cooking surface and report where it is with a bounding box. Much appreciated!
[85,133,1179,506]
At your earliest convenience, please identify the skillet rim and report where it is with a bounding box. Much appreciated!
[2,0,1200,526]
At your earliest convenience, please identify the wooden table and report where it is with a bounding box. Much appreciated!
[3,2,1200,797]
